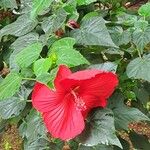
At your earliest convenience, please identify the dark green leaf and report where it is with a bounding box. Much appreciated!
[0,73,22,100]
[71,17,116,47]
[0,86,29,119]
[42,8,67,34]
[108,93,150,130]
[0,14,38,40]
[78,108,122,148]
[129,132,150,150]
[132,27,150,53]
[31,0,54,19]
[89,62,118,73]
[0,0,17,9]
[16,42,43,68]
[126,54,150,82]
[10,33,39,71]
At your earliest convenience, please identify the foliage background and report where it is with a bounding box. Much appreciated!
[0,0,150,149]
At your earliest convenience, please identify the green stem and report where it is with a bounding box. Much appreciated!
[27,100,32,102]
[22,77,36,81]
[137,48,142,59]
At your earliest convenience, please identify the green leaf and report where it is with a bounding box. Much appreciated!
[138,2,150,17]
[34,58,52,76]
[78,144,113,150]
[77,0,97,6]
[71,17,116,47]
[110,27,131,46]
[108,93,150,130]
[19,109,47,141]
[0,14,38,40]
[31,0,54,19]
[16,42,43,68]
[0,73,22,100]
[41,8,67,34]
[89,62,118,73]
[0,0,17,9]
[126,54,150,82]
[50,37,89,67]
[132,27,150,54]
[0,86,29,119]
[78,108,122,148]
[10,33,39,71]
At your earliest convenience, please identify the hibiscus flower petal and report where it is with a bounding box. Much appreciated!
[79,72,118,98]
[54,65,72,89]
[80,95,107,118]
[32,82,60,113]
[42,95,85,140]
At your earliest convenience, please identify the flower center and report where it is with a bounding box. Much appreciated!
[71,88,87,111]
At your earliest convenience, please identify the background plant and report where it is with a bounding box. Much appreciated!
[0,0,150,149]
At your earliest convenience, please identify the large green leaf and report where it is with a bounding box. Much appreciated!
[19,109,48,149]
[89,62,118,73]
[0,86,29,119]
[0,73,22,100]
[132,27,150,54]
[41,8,67,34]
[19,109,47,141]
[77,0,97,6]
[0,14,38,40]
[78,108,122,148]
[71,17,116,47]
[0,0,17,9]
[108,93,150,130]
[50,37,89,67]
[16,42,43,68]
[31,0,54,19]
[126,54,150,82]
[10,33,39,70]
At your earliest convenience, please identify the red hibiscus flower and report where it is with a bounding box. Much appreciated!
[32,65,118,140]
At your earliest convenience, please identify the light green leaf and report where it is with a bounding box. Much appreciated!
[79,108,122,148]
[126,54,150,82]
[108,93,150,130]
[50,37,89,67]
[77,0,97,6]
[0,0,17,9]
[31,0,54,19]
[138,2,150,17]
[34,58,52,76]
[0,14,38,40]
[71,17,116,47]
[0,86,29,119]
[16,42,43,68]
[0,73,22,100]
[10,33,39,71]
[132,27,150,54]
[41,8,67,34]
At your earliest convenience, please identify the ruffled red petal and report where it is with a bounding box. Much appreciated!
[79,72,118,98]
[32,82,60,113]
[54,65,72,90]
[42,95,84,140]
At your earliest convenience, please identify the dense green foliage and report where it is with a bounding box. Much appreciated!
[0,0,150,149]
